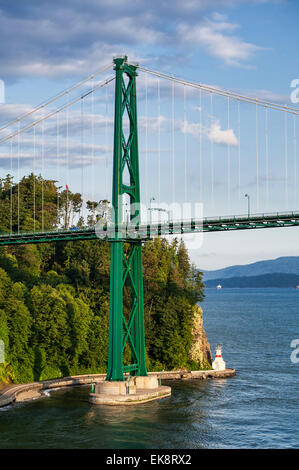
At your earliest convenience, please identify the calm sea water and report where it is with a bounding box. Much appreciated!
[0,288,298,449]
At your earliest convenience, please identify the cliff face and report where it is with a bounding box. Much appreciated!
[189,305,212,369]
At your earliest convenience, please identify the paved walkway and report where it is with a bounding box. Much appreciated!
[0,369,236,408]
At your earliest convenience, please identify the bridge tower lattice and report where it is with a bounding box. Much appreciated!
[106,57,147,381]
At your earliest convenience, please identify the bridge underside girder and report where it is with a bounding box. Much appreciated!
[0,212,298,246]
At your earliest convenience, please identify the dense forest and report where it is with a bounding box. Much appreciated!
[0,174,207,385]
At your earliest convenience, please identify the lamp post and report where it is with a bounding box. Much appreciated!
[245,194,250,218]
[149,197,155,225]
[124,202,129,226]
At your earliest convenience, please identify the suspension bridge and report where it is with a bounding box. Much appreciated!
[0,56,298,382]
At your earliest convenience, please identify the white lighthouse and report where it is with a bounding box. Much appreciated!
[212,344,226,371]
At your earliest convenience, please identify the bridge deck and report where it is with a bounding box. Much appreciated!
[0,211,298,246]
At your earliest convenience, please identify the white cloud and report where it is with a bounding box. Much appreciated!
[211,12,228,21]
[0,0,277,79]
[208,121,238,146]
[243,88,289,104]
[180,118,238,146]
[178,18,263,66]
[139,115,167,133]
[180,121,203,138]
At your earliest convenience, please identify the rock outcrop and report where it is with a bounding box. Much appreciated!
[189,305,212,369]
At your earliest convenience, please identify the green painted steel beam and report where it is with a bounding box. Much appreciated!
[0,212,298,246]
[106,56,147,381]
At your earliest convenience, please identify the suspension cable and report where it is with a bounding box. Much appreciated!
[284,111,288,210]
[66,99,69,230]
[210,93,214,211]
[171,78,175,204]
[238,100,241,212]
[0,63,113,133]
[10,138,13,234]
[42,117,45,232]
[256,103,259,212]
[200,88,203,204]
[184,85,187,203]
[227,96,230,212]
[137,66,299,115]
[145,73,148,206]
[157,78,161,205]
[294,115,297,208]
[81,96,84,223]
[105,83,109,201]
[0,76,115,145]
[91,78,95,221]
[56,112,60,230]
[265,106,269,210]
[17,122,20,234]
[33,124,36,232]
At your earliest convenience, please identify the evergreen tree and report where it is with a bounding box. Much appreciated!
[0,173,206,384]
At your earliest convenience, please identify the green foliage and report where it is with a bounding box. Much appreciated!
[0,175,205,384]
[143,238,205,371]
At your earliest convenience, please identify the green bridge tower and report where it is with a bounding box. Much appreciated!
[106,57,148,381]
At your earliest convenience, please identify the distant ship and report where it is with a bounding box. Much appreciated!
[216,284,222,290]
[296,285,299,290]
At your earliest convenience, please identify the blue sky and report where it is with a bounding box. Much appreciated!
[0,0,298,269]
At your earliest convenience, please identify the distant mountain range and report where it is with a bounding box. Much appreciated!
[205,273,299,288]
[203,256,299,281]
[203,256,299,288]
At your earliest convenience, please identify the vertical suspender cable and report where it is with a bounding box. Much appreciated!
[42,118,44,232]
[56,112,60,229]
[33,124,36,232]
[17,122,20,234]
[171,77,175,204]
[91,80,95,222]
[105,83,109,201]
[210,93,214,212]
[227,96,230,213]
[200,88,203,204]
[66,92,69,229]
[184,85,187,203]
[145,73,148,207]
[81,97,84,223]
[256,102,259,212]
[157,78,161,205]
[265,106,269,211]
[238,100,241,212]
[294,115,297,209]
[284,109,288,210]
[9,138,13,233]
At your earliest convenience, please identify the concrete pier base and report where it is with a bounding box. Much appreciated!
[89,375,171,405]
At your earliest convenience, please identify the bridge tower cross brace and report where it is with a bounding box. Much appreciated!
[106,57,148,381]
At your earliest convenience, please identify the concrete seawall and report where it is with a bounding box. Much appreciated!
[0,368,236,408]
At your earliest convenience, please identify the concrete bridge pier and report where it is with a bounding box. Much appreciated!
[89,375,171,405]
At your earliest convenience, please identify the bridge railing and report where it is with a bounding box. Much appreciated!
[0,210,298,241]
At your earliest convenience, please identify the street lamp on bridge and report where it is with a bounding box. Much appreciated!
[148,197,171,225]
[245,194,250,218]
